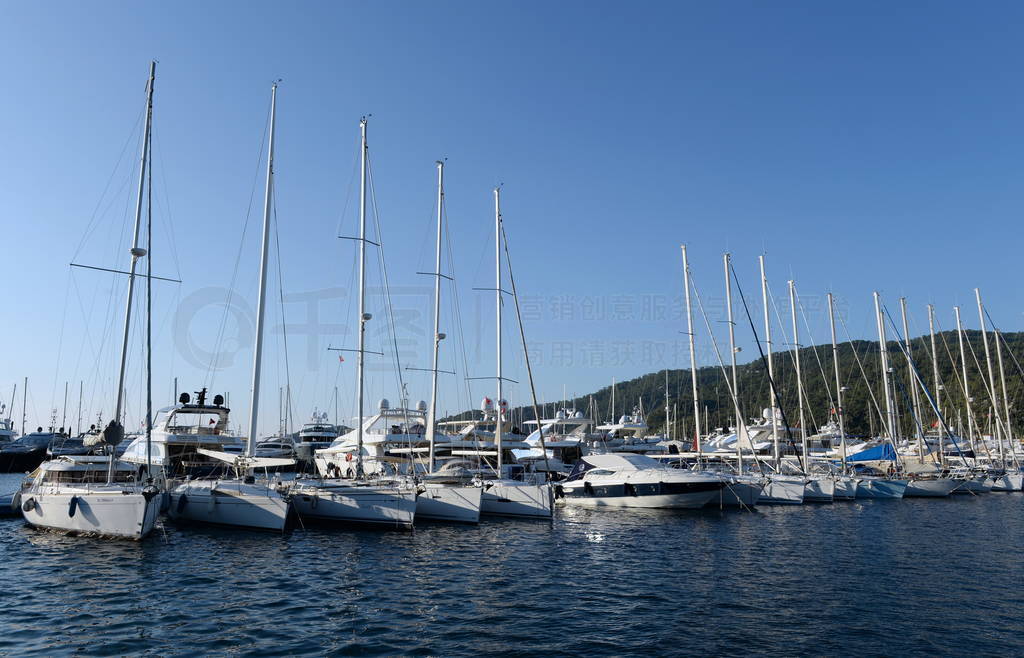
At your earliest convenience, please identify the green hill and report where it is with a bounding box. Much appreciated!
[494,330,1024,438]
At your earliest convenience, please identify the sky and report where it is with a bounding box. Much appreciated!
[2,1,1023,437]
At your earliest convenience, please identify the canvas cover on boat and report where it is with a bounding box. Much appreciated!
[847,443,896,461]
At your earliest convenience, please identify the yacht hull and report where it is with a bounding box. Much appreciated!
[168,480,290,532]
[290,480,417,530]
[415,484,481,524]
[482,481,553,518]
[856,478,907,499]
[21,490,160,540]
[758,477,805,504]
[804,477,835,502]
[990,474,1024,492]
[833,476,859,500]
[904,478,959,497]
[560,488,718,509]
[0,449,48,473]
[710,479,762,508]
[952,475,992,494]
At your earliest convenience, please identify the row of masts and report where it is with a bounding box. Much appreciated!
[670,249,1020,473]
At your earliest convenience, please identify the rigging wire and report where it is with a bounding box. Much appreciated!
[206,97,272,390]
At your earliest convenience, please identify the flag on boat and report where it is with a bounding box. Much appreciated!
[338,355,345,363]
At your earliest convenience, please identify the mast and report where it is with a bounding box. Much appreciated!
[994,329,1017,465]
[21,377,27,436]
[494,187,504,475]
[873,292,896,443]
[899,297,924,458]
[245,81,277,459]
[928,305,944,466]
[6,384,15,424]
[108,61,154,484]
[828,293,847,475]
[788,281,807,471]
[426,160,444,474]
[145,92,154,478]
[759,255,779,466]
[355,117,369,478]
[681,245,700,457]
[954,306,974,458]
[975,288,1003,464]
[113,60,155,436]
[61,381,68,435]
[724,253,742,472]
[76,381,82,437]
[664,370,670,441]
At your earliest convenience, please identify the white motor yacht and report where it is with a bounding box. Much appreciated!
[556,453,723,509]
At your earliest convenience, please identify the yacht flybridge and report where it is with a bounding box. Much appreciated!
[121,389,244,484]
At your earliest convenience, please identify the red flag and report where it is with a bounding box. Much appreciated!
[338,355,345,363]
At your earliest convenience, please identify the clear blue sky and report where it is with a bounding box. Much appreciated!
[2,1,1023,436]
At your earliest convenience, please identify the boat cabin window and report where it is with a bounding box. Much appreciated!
[166,410,225,435]
[44,469,135,484]
[587,469,615,477]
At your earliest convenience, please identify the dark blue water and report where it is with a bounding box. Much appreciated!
[1,471,1021,656]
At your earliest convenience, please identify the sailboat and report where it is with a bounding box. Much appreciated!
[21,62,162,539]
[475,188,553,519]
[411,160,482,523]
[167,83,294,532]
[853,293,909,499]
[296,117,418,529]
[754,257,806,505]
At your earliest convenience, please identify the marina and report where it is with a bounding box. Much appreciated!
[1,471,1021,655]
[5,2,1024,655]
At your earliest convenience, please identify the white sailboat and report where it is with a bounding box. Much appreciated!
[477,188,553,519]
[827,293,860,500]
[755,257,805,505]
[167,82,293,532]
[21,62,162,539]
[415,160,482,523]
[297,117,417,529]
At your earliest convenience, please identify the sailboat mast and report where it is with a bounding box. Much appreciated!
[928,304,944,466]
[114,61,155,432]
[975,288,1003,464]
[788,281,807,471]
[899,298,924,457]
[426,160,444,474]
[828,293,847,474]
[21,377,27,436]
[355,118,369,478]
[993,329,1017,465]
[873,292,896,442]
[759,256,779,466]
[724,253,742,472]
[494,187,504,475]
[954,306,974,455]
[246,82,277,459]
[681,246,700,456]
[61,381,68,435]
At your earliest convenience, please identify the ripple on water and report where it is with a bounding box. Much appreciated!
[0,472,1022,656]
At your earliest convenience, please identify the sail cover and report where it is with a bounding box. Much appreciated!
[847,443,896,461]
